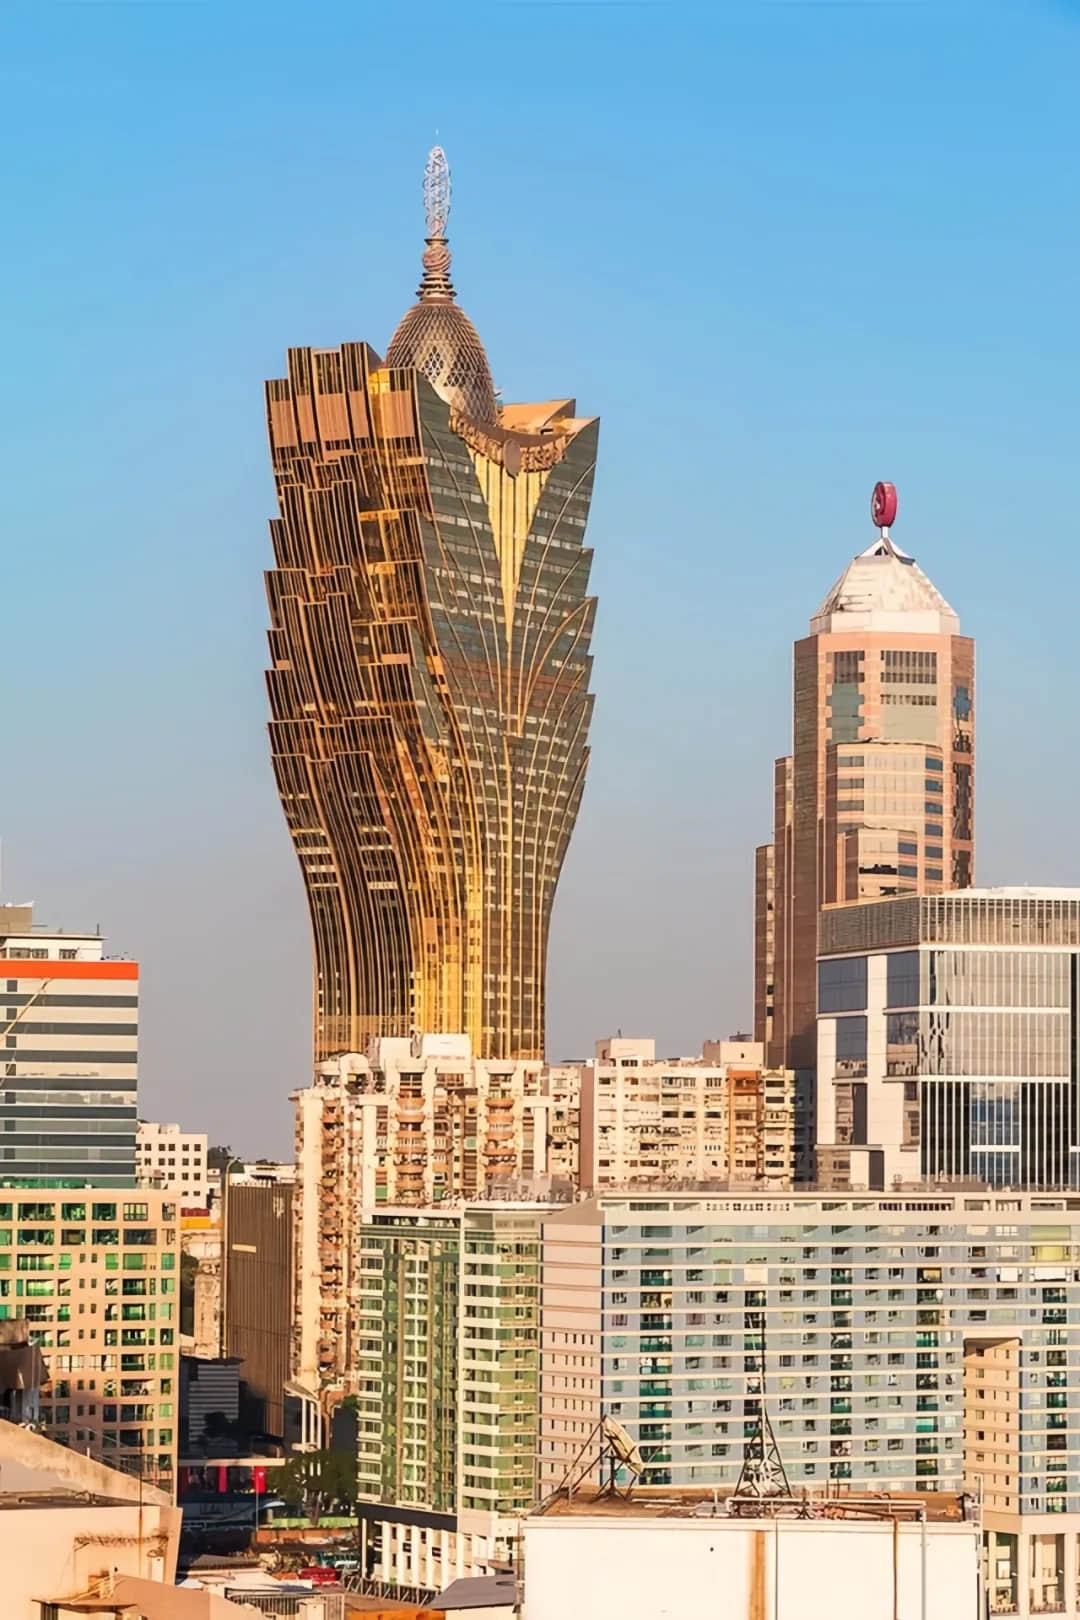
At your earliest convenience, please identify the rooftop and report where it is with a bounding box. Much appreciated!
[533,1486,971,1524]
[433,1573,516,1610]
[810,534,959,637]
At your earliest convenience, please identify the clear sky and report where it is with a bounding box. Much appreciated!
[2,0,1078,1153]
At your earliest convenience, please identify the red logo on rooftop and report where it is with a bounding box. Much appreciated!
[871,481,898,529]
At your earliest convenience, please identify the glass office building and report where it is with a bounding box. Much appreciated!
[816,889,1080,1191]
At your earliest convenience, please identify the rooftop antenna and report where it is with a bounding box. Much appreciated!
[424,145,451,239]
[731,1310,792,1511]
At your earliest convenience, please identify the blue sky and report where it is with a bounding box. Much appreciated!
[1,0,1077,1151]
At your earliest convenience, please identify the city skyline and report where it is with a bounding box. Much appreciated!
[5,6,1080,1149]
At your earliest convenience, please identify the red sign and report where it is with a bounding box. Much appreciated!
[253,1467,267,1494]
[871,481,898,529]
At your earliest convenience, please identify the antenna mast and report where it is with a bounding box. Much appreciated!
[731,1309,792,1511]
[424,146,451,239]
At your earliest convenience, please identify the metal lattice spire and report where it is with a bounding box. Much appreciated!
[733,1312,792,1503]
[385,144,498,421]
[424,146,451,238]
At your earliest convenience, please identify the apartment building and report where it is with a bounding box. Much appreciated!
[348,1202,550,1590]
[0,1188,180,1489]
[291,1034,553,1404]
[539,1189,1080,1617]
[578,1037,794,1191]
[137,1122,209,1208]
[816,888,1080,1191]
[543,1065,580,1184]
[0,904,138,1186]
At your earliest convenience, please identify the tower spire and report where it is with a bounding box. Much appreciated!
[418,145,455,303]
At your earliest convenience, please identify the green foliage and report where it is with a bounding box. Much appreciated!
[180,1250,198,1337]
[277,1449,357,1526]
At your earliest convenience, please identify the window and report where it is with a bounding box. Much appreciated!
[834,1018,868,1079]
[819,957,867,1014]
[886,951,920,1008]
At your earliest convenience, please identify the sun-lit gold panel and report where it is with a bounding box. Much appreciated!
[264,345,598,1061]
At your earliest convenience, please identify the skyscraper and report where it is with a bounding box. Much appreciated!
[265,148,599,1063]
[754,485,974,1149]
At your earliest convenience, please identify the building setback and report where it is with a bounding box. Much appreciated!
[264,147,598,1064]
[0,905,138,1188]
[753,488,974,1172]
[816,887,1080,1191]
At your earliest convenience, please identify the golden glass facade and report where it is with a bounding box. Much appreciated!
[265,154,598,1061]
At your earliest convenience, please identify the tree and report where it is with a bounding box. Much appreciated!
[278,1449,357,1526]
[180,1251,198,1337]
[207,1144,237,1173]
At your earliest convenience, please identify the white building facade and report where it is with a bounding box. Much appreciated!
[137,1121,209,1207]
[523,1500,979,1620]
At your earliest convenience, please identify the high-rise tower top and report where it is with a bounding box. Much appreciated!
[385,147,498,423]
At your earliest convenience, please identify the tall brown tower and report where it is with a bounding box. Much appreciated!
[264,149,598,1062]
[754,484,974,1118]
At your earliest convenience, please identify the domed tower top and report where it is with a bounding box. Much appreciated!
[385,147,497,423]
[810,481,960,637]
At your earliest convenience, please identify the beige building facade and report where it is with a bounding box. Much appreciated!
[0,1416,181,1620]
[577,1037,794,1191]
[0,1189,181,1490]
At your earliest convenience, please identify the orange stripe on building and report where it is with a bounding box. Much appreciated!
[0,960,138,981]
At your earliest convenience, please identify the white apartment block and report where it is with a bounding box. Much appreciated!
[578,1037,795,1191]
[137,1122,209,1208]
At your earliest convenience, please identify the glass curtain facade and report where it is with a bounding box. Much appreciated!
[265,346,598,1060]
[818,893,1080,1188]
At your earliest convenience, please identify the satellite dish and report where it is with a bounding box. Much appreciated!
[603,1416,643,1479]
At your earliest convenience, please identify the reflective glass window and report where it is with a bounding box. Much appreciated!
[819,957,867,1013]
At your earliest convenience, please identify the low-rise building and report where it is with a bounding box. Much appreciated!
[0,1188,181,1490]
[0,1415,181,1620]
[524,1488,979,1620]
[138,1121,210,1208]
